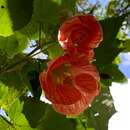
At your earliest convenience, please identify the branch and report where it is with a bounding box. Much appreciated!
[0,47,39,75]
[0,42,55,75]
[31,43,54,58]
[0,115,13,126]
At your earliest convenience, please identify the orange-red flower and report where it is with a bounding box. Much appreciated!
[39,14,102,115]
[58,15,103,53]
[39,54,100,115]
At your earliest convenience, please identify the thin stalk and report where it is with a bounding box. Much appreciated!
[38,23,42,47]
[0,47,39,75]
[0,115,13,126]
[31,43,54,58]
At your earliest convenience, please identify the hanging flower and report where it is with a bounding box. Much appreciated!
[58,15,103,53]
[64,49,95,64]
[39,54,100,115]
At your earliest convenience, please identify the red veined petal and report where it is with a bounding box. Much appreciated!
[39,71,48,93]
[51,84,82,105]
[58,14,103,52]
[74,73,99,96]
[53,93,95,116]
[39,54,100,115]
[78,15,103,48]
[45,55,82,105]
[64,49,94,65]
[72,63,100,81]
[47,55,68,70]
[40,71,82,105]
[39,71,53,100]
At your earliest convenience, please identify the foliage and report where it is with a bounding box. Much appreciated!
[80,87,116,130]
[0,0,130,130]
[0,98,34,130]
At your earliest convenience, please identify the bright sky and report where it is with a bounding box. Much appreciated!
[88,0,108,6]
[109,79,130,130]
[119,53,130,78]
[109,52,130,130]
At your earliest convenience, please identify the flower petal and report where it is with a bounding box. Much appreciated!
[53,93,95,116]
[58,14,103,52]
[51,85,82,105]
[39,54,100,115]
[74,73,99,96]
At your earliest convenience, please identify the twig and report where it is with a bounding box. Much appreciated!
[31,43,54,58]
[0,62,27,75]
[39,23,42,47]
[26,46,39,57]
[0,115,13,126]
[0,47,39,75]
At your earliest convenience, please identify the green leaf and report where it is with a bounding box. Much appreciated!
[81,87,116,130]
[60,0,76,12]
[46,42,64,59]
[0,99,34,130]
[74,118,85,130]
[37,105,75,130]
[0,82,19,110]
[0,0,13,36]
[21,59,43,98]
[0,35,19,58]
[8,99,24,120]
[0,116,9,130]
[23,98,75,130]
[106,1,117,16]
[19,18,39,39]
[33,0,75,24]
[95,15,125,65]
[0,53,43,101]
[0,35,28,58]
[20,0,76,38]
[33,0,60,24]
[98,64,127,86]
[7,0,33,30]
[22,98,47,128]
[19,0,61,38]
[14,113,34,130]
[15,32,29,52]
[123,39,130,52]
[0,68,28,91]
[0,61,28,110]
[102,64,127,83]
[87,128,95,130]
[0,82,8,101]
[0,50,8,67]
[0,54,29,90]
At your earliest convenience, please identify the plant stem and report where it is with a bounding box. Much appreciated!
[26,46,39,57]
[31,43,54,58]
[0,41,54,75]
[39,23,42,47]
[0,47,39,75]
[0,115,13,126]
